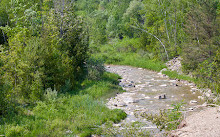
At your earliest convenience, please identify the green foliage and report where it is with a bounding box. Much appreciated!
[181,0,220,93]
[91,38,166,72]
[162,71,196,83]
[98,121,151,137]
[0,72,126,137]
[141,102,184,131]
[80,72,123,99]
[86,58,105,80]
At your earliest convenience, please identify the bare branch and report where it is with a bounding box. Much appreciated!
[130,25,169,60]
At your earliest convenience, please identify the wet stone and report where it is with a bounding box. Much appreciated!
[190,100,198,104]
[160,84,167,87]
[155,94,167,99]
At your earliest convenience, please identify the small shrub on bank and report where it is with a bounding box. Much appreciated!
[140,102,184,131]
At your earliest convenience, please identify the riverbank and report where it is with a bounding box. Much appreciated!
[0,72,126,137]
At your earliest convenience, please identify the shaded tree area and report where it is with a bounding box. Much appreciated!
[0,0,89,115]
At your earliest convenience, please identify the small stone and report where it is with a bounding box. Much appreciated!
[117,102,127,107]
[161,68,168,72]
[145,96,151,99]
[66,130,73,134]
[132,99,139,103]
[204,92,211,97]
[169,80,176,83]
[106,66,110,68]
[155,94,166,99]
[160,84,167,87]
[190,100,198,104]
[181,94,185,97]
[113,124,121,127]
[163,74,167,77]
[198,96,204,100]
[138,68,143,70]
[191,88,197,92]
[168,107,174,110]
[189,107,194,111]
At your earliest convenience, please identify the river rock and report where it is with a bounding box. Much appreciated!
[189,107,194,111]
[117,102,127,107]
[160,68,168,73]
[198,96,204,100]
[190,88,197,92]
[145,96,151,99]
[190,100,198,104]
[204,92,211,97]
[160,84,167,87]
[66,130,73,134]
[155,94,166,99]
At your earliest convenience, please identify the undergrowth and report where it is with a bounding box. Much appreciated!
[0,72,126,137]
[139,102,184,131]
[90,38,166,72]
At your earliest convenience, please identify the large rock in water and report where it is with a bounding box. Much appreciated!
[155,94,167,99]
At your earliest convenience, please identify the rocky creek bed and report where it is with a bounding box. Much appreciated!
[105,65,205,136]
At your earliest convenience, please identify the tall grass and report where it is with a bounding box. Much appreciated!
[162,70,196,83]
[0,72,126,137]
[90,38,166,72]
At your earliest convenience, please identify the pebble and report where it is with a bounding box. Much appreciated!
[155,94,166,99]
[66,130,73,134]
[190,100,198,104]
[198,96,204,100]
[117,102,127,107]
[189,107,194,111]
[160,84,167,87]
[204,92,211,97]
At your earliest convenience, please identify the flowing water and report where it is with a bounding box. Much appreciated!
[106,65,204,135]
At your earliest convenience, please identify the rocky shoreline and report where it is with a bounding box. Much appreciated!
[105,65,206,135]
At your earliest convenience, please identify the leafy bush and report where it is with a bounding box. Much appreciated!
[86,58,105,80]
[43,88,58,102]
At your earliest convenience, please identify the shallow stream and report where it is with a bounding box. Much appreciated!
[106,65,204,135]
